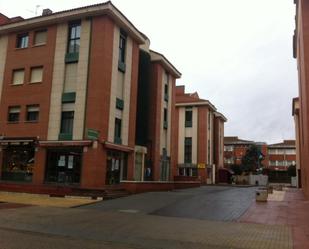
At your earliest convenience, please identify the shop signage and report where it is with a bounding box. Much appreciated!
[87,128,99,140]
[198,163,206,169]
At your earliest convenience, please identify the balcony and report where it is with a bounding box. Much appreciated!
[114,137,122,145]
[116,98,124,110]
[62,92,76,103]
[58,133,73,141]
[185,120,192,127]
[65,52,79,63]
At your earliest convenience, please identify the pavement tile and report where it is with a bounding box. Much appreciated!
[0,191,100,208]
[239,188,309,249]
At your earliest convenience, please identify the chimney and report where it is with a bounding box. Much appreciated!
[42,9,53,16]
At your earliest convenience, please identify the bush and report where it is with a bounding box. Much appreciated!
[230,164,243,175]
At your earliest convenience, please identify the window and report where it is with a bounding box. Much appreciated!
[16,33,29,48]
[184,137,192,163]
[45,148,82,184]
[165,71,169,84]
[12,69,24,85]
[208,140,210,164]
[164,72,169,101]
[185,108,193,127]
[164,108,168,129]
[67,23,81,54]
[8,106,20,122]
[30,67,43,83]
[119,32,126,64]
[114,118,122,144]
[60,111,74,134]
[208,112,211,130]
[224,145,233,152]
[164,84,169,101]
[26,105,39,122]
[34,30,47,45]
[285,149,296,155]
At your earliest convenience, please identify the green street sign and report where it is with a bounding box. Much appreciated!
[87,128,99,140]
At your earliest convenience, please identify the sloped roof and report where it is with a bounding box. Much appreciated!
[268,140,296,148]
[224,136,254,145]
[0,1,146,44]
[150,50,181,78]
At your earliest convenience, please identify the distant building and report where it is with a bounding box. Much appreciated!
[175,86,227,184]
[223,136,267,168]
[267,140,296,170]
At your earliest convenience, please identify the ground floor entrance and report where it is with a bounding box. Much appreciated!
[105,150,128,185]
[45,147,82,184]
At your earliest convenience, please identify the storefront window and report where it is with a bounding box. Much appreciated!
[1,144,35,182]
[106,150,127,185]
[45,148,82,184]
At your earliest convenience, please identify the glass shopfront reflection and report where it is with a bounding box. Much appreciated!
[45,147,82,184]
[1,143,35,182]
[106,150,127,185]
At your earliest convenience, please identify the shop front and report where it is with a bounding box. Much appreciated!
[0,139,35,182]
[45,147,82,185]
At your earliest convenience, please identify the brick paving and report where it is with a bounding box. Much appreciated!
[0,202,32,209]
[239,188,309,249]
[85,186,257,221]
[0,205,292,249]
[0,191,100,208]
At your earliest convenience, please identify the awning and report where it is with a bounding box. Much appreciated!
[0,138,35,145]
[39,140,93,147]
[103,141,134,153]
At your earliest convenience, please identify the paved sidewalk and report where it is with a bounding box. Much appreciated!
[0,205,292,249]
[0,191,100,208]
[240,188,309,249]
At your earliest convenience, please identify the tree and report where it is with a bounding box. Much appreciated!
[241,145,264,173]
[230,164,243,175]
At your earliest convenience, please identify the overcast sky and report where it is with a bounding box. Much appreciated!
[0,0,298,144]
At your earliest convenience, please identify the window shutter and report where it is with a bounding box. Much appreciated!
[34,31,47,45]
[12,69,24,85]
[30,67,43,83]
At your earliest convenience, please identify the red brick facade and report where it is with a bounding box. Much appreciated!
[0,2,225,194]
[175,86,226,184]
[293,0,309,198]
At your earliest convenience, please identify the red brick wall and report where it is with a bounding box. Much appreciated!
[170,78,178,180]
[148,63,163,181]
[214,117,224,176]
[127,42,140,181]
[84,16,114,141]
[0,14,10,25]
[82,16,114,188]
[197,106,207,182]
[296,0,309,198]
[0,25,57,140]
[32,148,46,184]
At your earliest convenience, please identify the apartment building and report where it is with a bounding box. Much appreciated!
[223,137,267,168]
[267,140,296,171]
[0,2,185,190]
[134,42,181,182]
[293,0,309,198]
[174,86,226,184]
